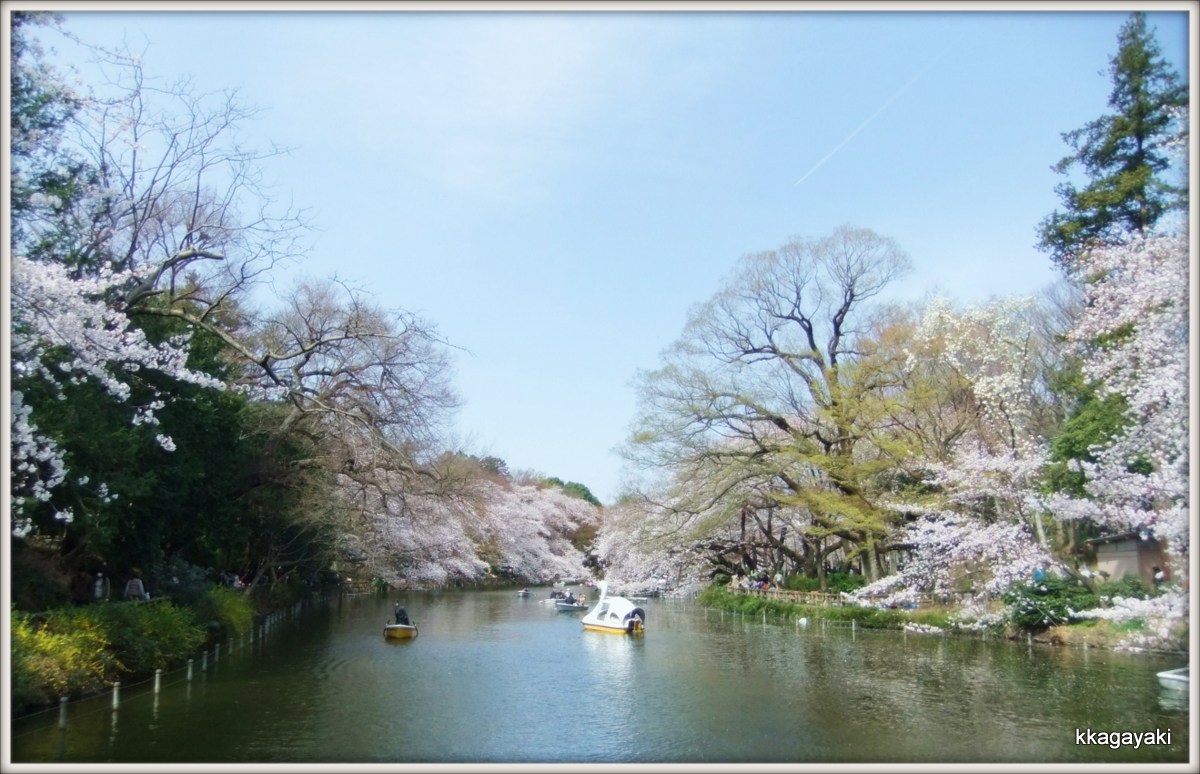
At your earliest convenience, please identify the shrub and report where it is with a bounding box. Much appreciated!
[827,573,868,594]
[10,607,116,713]
[88,601,205,674]
[783,572,865,594]
[1095,573,1152,601]
[193,586,255,642]
[1003,576,1098,630]
[785,575,820,592]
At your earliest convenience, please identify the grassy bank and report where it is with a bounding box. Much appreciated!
[9,584,297,715]
[697,587,960,631]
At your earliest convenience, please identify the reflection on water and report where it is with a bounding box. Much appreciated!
[9,591,1191,764]
[1158,685,1190,713]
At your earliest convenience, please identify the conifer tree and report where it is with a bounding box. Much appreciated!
[1036,12,1187,267]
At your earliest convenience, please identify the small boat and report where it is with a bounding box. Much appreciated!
[1157,666,1188,690]
[383,622,418,640]
[516,589,532,597]
[581,581,645,635]
[555,600,588,612]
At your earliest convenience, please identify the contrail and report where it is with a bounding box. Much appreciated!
[794,50,948,187]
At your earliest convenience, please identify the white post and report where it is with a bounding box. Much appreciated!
[111,681,121,709]
[187,659,194,681]
[154,669,162,694]
[59,696,68,729]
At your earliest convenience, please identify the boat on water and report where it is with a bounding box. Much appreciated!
[555,600,588,612]
[1157,666,1188,690]
[383,622,418,641]
[580,581,645,635]
[516,589,532,597]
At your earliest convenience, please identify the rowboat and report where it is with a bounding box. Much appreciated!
[516,589,532,597]
[1156,666,1188,690]
[555,601,588,612]
[580,581,645,635]
[383,623,418,640]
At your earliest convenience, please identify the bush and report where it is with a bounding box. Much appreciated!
[827,573,868,594]
[783,572,865,594]
[1003,576,1098,630]
[10,600,206,713]
[1095,573,1152,601]
[91,601,205,674]
[10,607,116,713]
[193,586,255,642]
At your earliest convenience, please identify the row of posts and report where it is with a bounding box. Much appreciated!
[57,600,305,729]
[715,604,1088,653]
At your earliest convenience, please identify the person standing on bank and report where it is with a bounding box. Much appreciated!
[93,571,111,602]
[124,571,149,601]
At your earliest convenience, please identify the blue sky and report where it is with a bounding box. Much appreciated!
[24,3,1193,505]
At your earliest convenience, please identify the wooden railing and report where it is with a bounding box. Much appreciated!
[731,586,848,606]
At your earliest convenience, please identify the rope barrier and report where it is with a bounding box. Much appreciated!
[9,610,285,733]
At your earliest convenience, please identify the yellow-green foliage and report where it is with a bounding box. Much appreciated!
[11,601,206,712]
[93,601,205,672]
[10,607,116,713]
[194,586,255,641]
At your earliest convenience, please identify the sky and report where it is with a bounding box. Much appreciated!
[14,2,1194,506]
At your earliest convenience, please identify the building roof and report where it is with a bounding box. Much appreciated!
[1082,530,1156,546]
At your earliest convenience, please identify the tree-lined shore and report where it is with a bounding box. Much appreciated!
[8,10,1189,706]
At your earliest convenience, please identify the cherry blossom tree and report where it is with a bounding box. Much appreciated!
[10,226,225,537]
[1047,232,1190,579]
[592,494,716,597]
[10,22,461,567]
[854,297,1062,608]
[336,460,600,587]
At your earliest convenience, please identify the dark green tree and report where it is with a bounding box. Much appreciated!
[545,477,602,507]
[1036,12,1187,267]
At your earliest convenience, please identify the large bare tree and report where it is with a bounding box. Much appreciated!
[624,226,912,583]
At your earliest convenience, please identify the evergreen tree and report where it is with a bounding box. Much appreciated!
[1036,12,1187,267]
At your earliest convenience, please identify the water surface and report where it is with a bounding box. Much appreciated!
[9,590,1191,764]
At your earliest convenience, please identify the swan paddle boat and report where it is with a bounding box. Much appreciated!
[1157,666,1188,690]
[580,581,645,635]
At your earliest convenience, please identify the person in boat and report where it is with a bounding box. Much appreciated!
[564,591,576,604]
[394,603,411,626]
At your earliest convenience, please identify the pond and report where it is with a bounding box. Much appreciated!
[9,589,1191,764]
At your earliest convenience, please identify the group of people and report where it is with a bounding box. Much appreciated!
[69,568,151,604]
[548,589,585,605]
[733,572,783,591]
